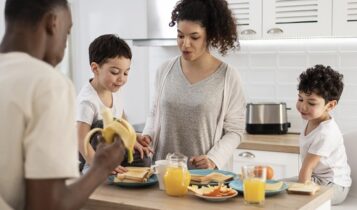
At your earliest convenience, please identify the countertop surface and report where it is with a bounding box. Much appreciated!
[239,133,300,154]
[83,183,332,210]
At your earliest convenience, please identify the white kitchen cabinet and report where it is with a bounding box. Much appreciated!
[233,149,300,180]
[228,0,262,39]
[262,0,332,38]
[333,0,357,37]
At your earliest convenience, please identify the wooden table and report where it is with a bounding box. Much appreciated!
[82,183,332,210]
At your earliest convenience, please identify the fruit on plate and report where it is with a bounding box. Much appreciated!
[83,107,137,163]
[188,184,237,197]
[254,165,274,180]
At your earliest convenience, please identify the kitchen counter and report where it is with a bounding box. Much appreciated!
[239,133,300,154]
[82,183,332,210]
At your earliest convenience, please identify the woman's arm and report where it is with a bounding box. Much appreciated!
[298,153,321,183]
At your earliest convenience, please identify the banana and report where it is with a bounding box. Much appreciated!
[83,107,137,163]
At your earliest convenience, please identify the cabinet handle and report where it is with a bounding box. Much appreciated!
[241,29,256,35]
[267,28,284,34]
[238,151,255,159]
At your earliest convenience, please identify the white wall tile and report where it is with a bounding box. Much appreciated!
[340,52,357,68]
[307,52,339,68]
[278,53,307,68]
[250,53,277,68]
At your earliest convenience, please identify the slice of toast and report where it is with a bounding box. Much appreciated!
[190,172,234,184]
[116,167,152,183]
[265,181,284,191]
[287,182,320,195]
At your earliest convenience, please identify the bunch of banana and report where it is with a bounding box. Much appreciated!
[84,107,137,163]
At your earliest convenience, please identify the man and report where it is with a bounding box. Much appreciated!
[0,1,125,210]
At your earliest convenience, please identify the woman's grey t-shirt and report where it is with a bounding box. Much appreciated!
[155,59,227,163]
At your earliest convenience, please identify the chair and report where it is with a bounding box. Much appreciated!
[332,131,357,209]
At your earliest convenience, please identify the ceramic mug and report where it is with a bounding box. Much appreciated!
[151,160,170,190]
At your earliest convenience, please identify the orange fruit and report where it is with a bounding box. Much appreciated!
[254,165,274,180]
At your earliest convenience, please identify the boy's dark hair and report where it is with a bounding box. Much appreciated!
[169,0,239,55]
[298,65,344,103]
[5,0,69,25]
[89,34,132,66]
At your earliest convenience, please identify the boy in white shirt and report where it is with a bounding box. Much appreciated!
[297,65,351,205]
[77,34,152,174]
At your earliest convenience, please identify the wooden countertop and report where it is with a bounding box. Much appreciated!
[239,133,300,154]
[82,183,332,210]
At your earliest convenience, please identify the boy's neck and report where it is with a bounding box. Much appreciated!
[90,79,113,108]
[305,112,331,135]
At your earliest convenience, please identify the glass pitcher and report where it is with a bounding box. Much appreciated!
[163,153,191,196]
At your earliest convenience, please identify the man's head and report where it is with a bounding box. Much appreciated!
[89,34,132,93]
[3,0,72,66]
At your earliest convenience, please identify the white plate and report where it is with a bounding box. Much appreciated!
[193,190,238,202]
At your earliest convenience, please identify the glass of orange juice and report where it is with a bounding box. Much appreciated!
[242,165,267,205]
[164,153,191,196]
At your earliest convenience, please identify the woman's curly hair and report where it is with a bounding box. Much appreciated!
[298,65,344,103]
[169,0,239,55]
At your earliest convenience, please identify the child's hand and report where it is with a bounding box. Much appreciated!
[134,142,154,159]
[112,165,128,174]
[137,135,152,147]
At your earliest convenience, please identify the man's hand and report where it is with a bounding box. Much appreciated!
[92,134,126,174]
[189,155,216,169]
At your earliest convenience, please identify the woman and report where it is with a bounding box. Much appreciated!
[140,0,246,169]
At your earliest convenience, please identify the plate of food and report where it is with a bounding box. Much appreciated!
[189,169,237,186]
[188,184,238,202]
[107,167,158,188]
[229,179,288,196]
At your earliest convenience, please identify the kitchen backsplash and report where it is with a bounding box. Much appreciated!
[125,38,357,134]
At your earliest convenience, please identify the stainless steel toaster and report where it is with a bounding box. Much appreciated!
[246,102,291,134]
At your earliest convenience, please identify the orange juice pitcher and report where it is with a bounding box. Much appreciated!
[164,153,191,196]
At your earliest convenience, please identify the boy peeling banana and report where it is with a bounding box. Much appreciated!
[84,108,137,163]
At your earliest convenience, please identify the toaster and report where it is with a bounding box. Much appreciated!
[246,102,291,134]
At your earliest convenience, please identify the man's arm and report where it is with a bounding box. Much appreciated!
[25,136,125,210]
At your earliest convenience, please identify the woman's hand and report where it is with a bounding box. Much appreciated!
[189,155,216,169]
[134,141,153,159]
[137,135,152,147]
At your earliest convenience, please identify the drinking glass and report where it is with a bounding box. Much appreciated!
[242,165,267,205]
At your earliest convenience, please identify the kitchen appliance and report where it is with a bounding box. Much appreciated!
[246,103,291,134]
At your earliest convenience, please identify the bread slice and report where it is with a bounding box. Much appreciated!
[265,181,283,191]
[190,172,234,184]
[116,167,152,183]
[287,182,320,195]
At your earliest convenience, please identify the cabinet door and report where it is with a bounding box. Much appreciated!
[262,0,332,38]
[233,149,299,180]
[228,0,262,39]
[333,0,357,37]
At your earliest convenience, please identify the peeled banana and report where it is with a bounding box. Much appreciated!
[84,107,137,163]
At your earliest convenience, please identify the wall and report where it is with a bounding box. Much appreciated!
[141,39,357,134]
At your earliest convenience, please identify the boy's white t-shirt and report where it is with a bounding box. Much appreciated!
[76,81,124,125]
[0,52,79,210]
[300,118,351,187]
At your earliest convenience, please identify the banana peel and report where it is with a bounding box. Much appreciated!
[83,107,137,163]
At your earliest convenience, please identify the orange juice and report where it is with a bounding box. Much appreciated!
[243,178,265,204]
[164,166,191,196]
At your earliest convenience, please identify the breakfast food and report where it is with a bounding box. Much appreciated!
[287,182,320,195]
[190,172,234,185]
[83,107,137,163]
[265,181,283,191]
[254,165,274,180]
[115,167,153,183]
[188,184,237,197]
